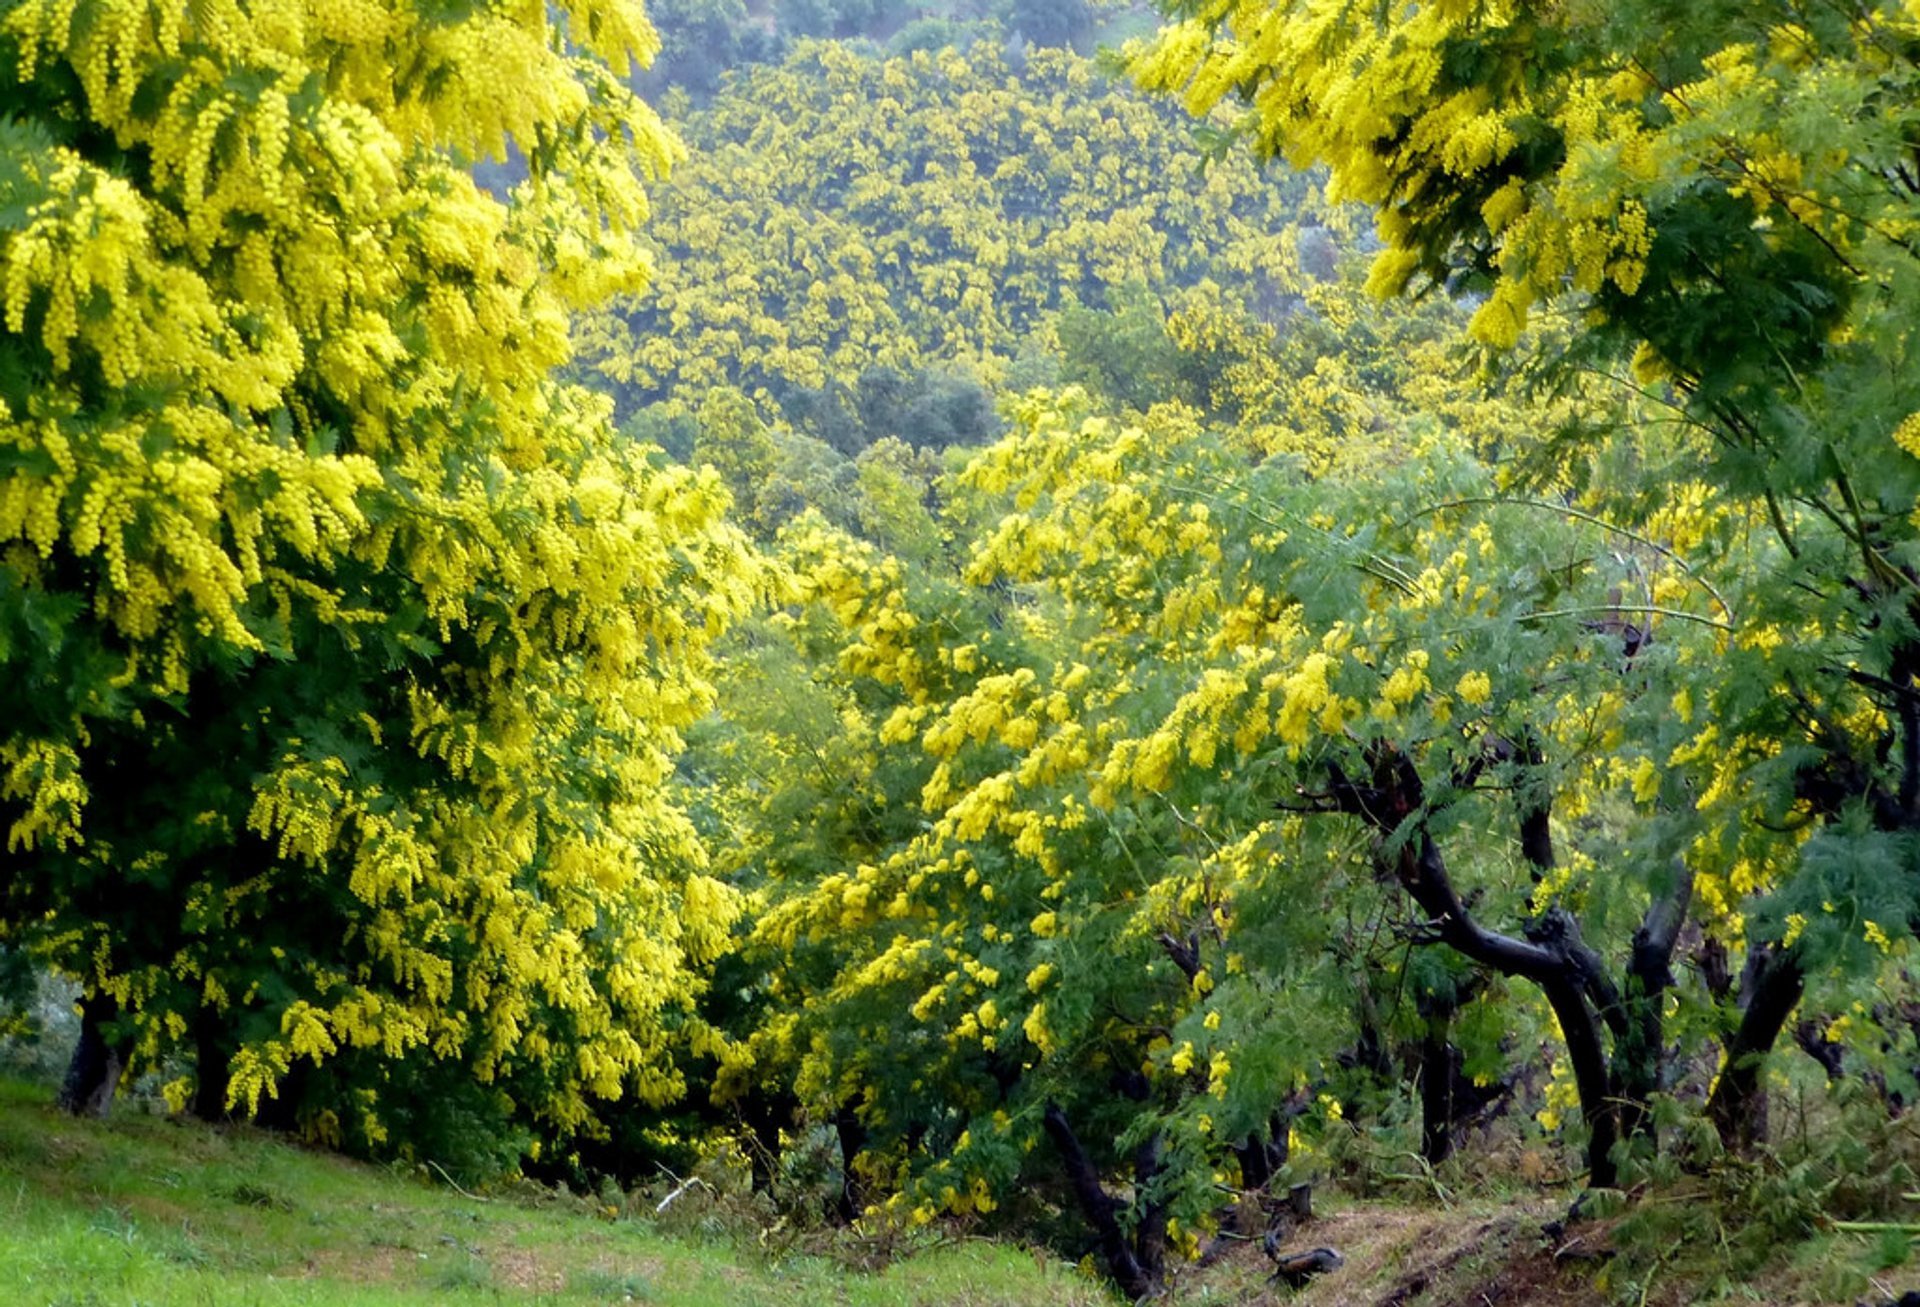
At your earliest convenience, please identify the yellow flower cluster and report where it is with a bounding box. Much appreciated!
[0,739,88,852]
[0,0,790,1131]
[1130,0,1898,359]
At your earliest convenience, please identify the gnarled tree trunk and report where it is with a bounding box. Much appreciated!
[833,1102,869,1223]
[1315,744,1693,1190]
[1706,945,1804,1153]
[1042,1102,1158,1299]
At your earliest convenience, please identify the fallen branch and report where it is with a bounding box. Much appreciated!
[1833,1220,1920,1236]
[427,1160,491,1203]
[1266,1243,1344,1288]
[654,1169,716,1216]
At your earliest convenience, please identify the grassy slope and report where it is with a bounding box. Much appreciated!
[5,1072,1908,1307]
[0,1081,1106,1307]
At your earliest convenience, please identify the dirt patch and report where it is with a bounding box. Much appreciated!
[297,1242,418,1285]
[1373,1215,1524,1305]
[478,1225,662,1296]
[1179,1197,1608,1306]
[489,1243,566,1293]
[1440,1242,1611,1307]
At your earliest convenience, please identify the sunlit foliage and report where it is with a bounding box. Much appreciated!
[1134,0,1920,1149]
[0,0,759,1141]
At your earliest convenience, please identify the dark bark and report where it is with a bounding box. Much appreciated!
[56,991,129,1117]
[833,1103,869,1224]
[1541,972,1618,1187]
[1228,1136,1274,1189]
[1696,935,1734,1003]
[1321,748,1621,1186]
[1340,993,1395,1083]
[191,1009,231,1122]
[1270,1245,1344,1287]
[1269,1108,1295,1169]
[738,1090,794,1193]
[1234,1112,1290,1192]
[1613,864,1695,1143]
[1155,931,1201,983]
[1516,736,1556,876]
[253,1059,309,1133]
[1706,945,1805,1153]
[1232,1095,1304,1194]
[1288,1181,1313,1221]
[1793,1019,1846,1083]
[1313,744,1628,1182]
[1412,969,1502,1165]
[1413,977,1472,1165]
[1235,1134,1277,1192]
[1042,1102,1156,1300]
[1891,641,1920,827]
[1794,639,1920,834]
[1132,1134,1170,1285]
[1419,1017,1455,1166]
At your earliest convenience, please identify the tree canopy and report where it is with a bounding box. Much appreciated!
[0,0,757,1148]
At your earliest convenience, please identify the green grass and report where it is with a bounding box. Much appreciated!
[0,1081,1109,1306]
[6,1073,1906,1306]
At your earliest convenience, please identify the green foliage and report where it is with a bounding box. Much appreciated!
[689,286,1692,1253]
[634,0,783,100]
[1001,0,1094,49]
[1133,0,1920,959]
[633,0,1142,97]
[778,364,1000,457]
[1125,2,1920,1231]
[0,0,760,1150]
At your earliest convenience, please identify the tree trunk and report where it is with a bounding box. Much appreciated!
[739,1090,793,1194]
[1613,864,1695,1145]
[192,1009,231,1122]
[1707,945,1804,1153]
[1793,1019,1846,1082]
[1042,1102,1156,1300]
[56,991,129,1117]
[253,1059,309,1133]
[833,1102,868,1224]
[1419,1024,1457,1166]
[1235,1134,1276,1192]
[1132,1133,1170,1285]
[1325,749,1622,1189]
[1233,1123,1283,1193]
[1541,973,1618,1188]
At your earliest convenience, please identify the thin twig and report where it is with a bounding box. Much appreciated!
[427,1160,491,1203]
[1517,604,1732,632]
[1396,493,1735,625]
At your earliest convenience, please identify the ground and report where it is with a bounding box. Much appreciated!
[1167,1197,1610,1307]
[0,1079,1103,1306]
[1,1078,1914,1306]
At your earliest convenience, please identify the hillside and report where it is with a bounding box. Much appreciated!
[0,1078,1106,1306]
[5,1073,1894,1305]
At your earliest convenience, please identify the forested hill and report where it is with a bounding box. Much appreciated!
[574,40,1328,435]
[637,0,1155,100]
